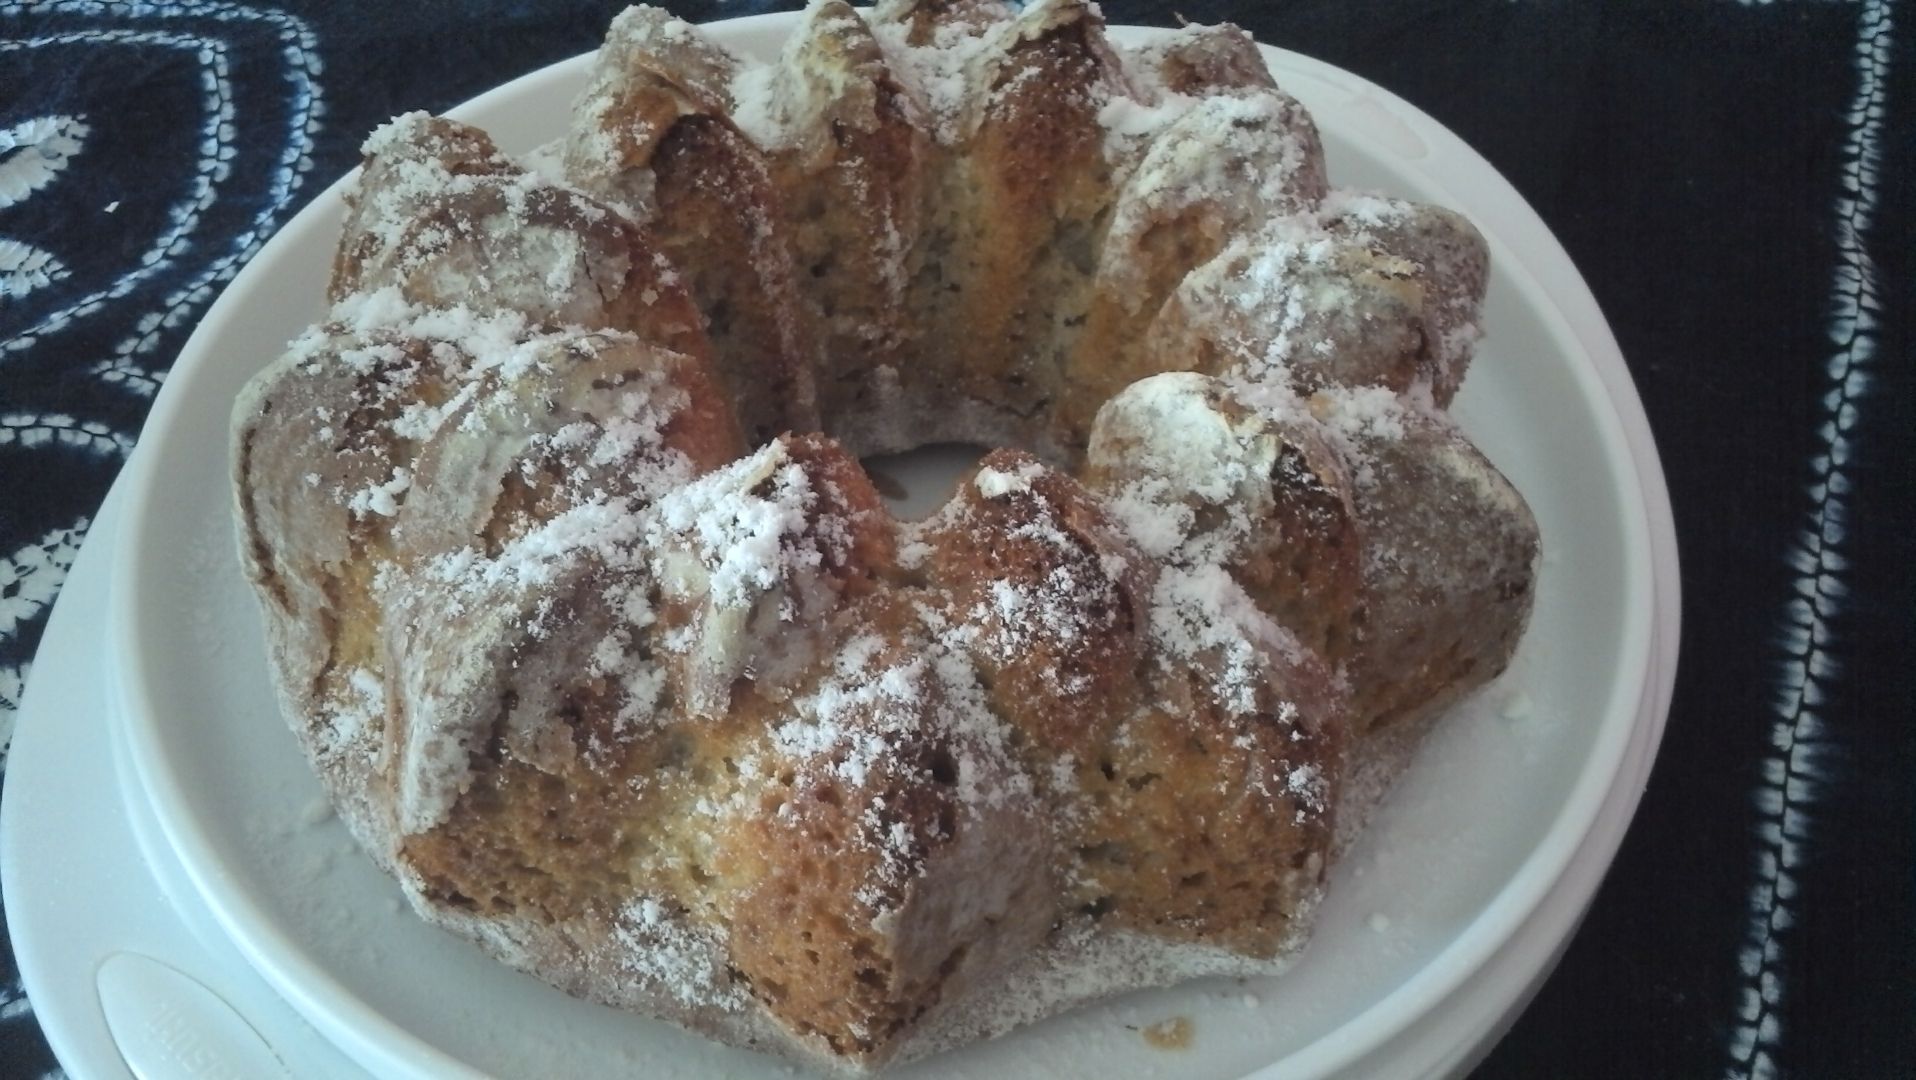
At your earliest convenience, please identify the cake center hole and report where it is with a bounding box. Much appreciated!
[860,443,991,521]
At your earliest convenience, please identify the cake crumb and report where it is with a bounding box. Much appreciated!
[1141,1015,1194,1049]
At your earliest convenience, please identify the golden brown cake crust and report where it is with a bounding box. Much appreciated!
[231,1,1539,1072]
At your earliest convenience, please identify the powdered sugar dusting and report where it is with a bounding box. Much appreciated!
[973,457,1045,498]
[727,63,784,148]
[347,465,412,518]
[1086,373,1337,716]
[727,0,890,153]
[869,17,998,143]
[349,113,619,307]
[313,667,384,765]
[288,286,695,527]
[650,446,829,610]
[1149,563,1303,714]
[867,0,1108,146]
[773,630,1031,814]
[1100,92,1324,305]
[1092,373,1280,565]
[1315,384,1408,443]
[422,497,647,600]
[613,896,747,1009]
[1095,90,1198,140]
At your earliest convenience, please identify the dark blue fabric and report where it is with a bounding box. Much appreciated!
[1,2,1909,1077]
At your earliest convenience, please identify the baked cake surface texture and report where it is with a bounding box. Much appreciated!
[230,0,1540,1071]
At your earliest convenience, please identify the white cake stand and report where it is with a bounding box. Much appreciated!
[2,14,1681,1079]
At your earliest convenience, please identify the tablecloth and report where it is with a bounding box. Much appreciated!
[1,1,1910,1076]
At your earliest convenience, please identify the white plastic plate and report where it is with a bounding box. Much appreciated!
[105,14,1674,1079]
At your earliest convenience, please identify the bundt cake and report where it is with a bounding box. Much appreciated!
[230,0,1540,1071]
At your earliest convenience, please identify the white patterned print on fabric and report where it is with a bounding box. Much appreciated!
[0,413,136,458]
[0,238,71,301]
[86,3,327,395]
[0,115,88,209]
[1724,2,1892,1078]
[0,2,325,397]
[0,517,90,767]
[0,28,234,362]
[0,116,91,302]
